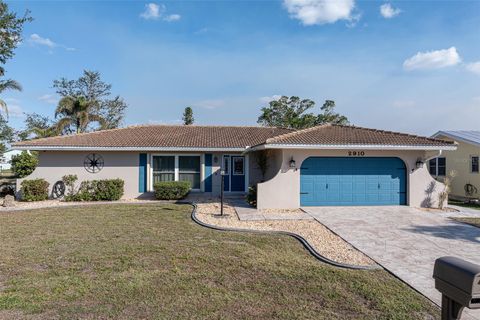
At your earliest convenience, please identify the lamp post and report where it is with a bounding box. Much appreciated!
[220,170,225,216]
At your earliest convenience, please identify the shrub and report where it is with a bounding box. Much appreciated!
[154,181,190,200]
[62,174,78,200]
[246,185,257,207]
[21,179,49,201]
[11,151,38,178]
[66,179,124,202]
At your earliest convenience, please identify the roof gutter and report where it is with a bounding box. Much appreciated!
[245,143,457,152]
[12,146,247,152]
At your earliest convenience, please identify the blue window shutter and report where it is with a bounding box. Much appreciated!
[139,153,147,193]
[205,154,212,192]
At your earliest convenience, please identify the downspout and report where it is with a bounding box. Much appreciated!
[424,149,443,162]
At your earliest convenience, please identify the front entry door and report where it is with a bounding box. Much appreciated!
[223,155,245,192]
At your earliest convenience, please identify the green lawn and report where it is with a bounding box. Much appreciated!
[449,199,480,210]
[0,204,439,319]
[453,217,480,228]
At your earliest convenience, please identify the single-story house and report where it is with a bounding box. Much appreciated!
[430,130,480,200]
[13,124,456,209]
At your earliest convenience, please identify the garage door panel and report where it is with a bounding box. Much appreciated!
[300,157,406,206]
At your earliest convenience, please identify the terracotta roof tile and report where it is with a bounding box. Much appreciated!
[264,124,455,147]
[12,124,454,150]
[13,125,293,149]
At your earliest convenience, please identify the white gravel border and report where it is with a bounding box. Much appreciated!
[195,202,376,267]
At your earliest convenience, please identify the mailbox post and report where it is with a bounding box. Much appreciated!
[220,170,225,216]
[433,256,480,320]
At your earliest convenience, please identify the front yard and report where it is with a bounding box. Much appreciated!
[453,217,480,228]
[0,204,439,319]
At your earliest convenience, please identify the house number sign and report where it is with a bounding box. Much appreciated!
[348,151,365,156]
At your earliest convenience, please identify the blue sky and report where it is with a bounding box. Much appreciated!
[3,0,480,135]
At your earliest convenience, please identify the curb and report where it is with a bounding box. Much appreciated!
[189,202,381,271]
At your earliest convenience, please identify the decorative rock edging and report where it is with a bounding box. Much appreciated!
[190,203,381,271]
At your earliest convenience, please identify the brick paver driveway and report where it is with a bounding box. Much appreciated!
[303,206,480,320]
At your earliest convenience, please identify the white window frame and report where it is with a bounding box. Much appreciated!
[149,154,203,191]
[471,155,479,174]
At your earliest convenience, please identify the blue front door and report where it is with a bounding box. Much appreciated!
[223,155,245,192]
[300,157,406,206]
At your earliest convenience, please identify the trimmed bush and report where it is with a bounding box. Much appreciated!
[65,179,124,202]
[154,181,190,200]
[62,174,78,200]
[11,151,38,178]
[21,179,49,202]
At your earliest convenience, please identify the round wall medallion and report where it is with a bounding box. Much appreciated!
[84,153,104,173]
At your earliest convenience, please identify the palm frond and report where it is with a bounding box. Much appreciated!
[55,117,74,134]
[0,99,8,118]
[0,79,22,93]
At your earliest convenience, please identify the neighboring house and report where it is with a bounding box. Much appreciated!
[12,124,455,209]
[431,130,480,200]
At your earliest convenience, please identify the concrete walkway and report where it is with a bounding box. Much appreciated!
[303,206,480,320]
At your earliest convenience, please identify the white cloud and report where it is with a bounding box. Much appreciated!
[466,61,480,75]
[193,99,225,110]
[380,3,401,18]
[38,94,59,105]
[403,47,461,71]
[283,0,357,26]
[140,3,180,22]
[28,34,75,52]
[140,3,163,20]
[164,14,181,22]
[259,95,282,103]
[29,34,56,48]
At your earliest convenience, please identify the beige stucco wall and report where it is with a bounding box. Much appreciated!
[17,151,251,199]
[434,135,480,199]
[256,149,446,209]
[18,151,141,199]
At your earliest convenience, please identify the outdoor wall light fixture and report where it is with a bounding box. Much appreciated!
[416,159,424,169]
[289,157,296,170]
[213,156,218,164]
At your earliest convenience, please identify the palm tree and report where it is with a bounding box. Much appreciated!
[0,79,22,117]
[55,96,107,134]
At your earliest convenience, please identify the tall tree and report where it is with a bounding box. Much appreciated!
[0,79,21,117]
[0,1,32,115]
[53,70,127,130]
[182,107,194,125]
[55,96,106,134]
[257,96,349,129]
[0,114,14,160]
[19,113,58,140]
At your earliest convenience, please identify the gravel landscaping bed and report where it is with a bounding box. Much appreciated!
[195,202,376,267]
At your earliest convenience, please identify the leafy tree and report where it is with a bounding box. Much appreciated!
[0,1,32,115]
[19,113,58,140]
[10,150,38,178]
[182,107,194,125]
[53,70,127,130]
[0,114,14,161]
[257,96,349,129]
[55,96,106,134]
[318,100,349,125]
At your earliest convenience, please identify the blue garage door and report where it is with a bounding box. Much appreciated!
[300,157,406,206]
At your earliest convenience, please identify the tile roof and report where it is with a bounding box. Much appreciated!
[433,130,480,147]
[263,124,455,147]
[13,125,293,149]
[12,124,454,150]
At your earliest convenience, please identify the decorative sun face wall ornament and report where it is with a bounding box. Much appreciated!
[84,153,104,173]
